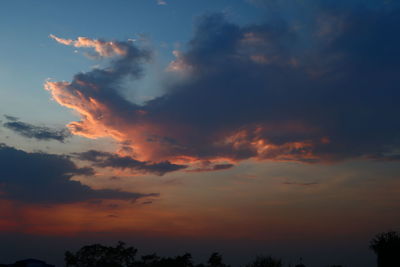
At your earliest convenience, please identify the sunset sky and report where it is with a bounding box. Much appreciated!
[1,0,400,266]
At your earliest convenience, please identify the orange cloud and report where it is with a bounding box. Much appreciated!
[46,34,327,168]
[50,34,129,57]
[45,81,121,140]
[49,26,380,172]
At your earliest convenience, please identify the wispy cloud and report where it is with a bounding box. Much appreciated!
[50,34,132,57]
[75,150,187,176]
[282,181,319,187]
[3,116,71,142]
[185,161,234,173]
[157,0,167,5]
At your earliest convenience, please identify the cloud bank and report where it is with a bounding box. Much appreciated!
[0,144,154,203]
[45,1,400,169]
[3,116,71,142]
[76,150,187,176]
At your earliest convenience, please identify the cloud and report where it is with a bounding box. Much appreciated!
[0,144,155,203]
[45,2,400,169]
[75,150,187,176]
[3,116,71,142]
[50,34,133,57]
[3,115,18,121]
[156,0,167,5]
[45,37,151,142]
[185,161,234,173]
[282,181,319,187]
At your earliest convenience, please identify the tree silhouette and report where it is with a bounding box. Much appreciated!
[138,253,160,266]
[294,257,305,267]
[64,241,204,267]
[370,231,400,267]
[245,256,282,267]
[160,253,194,267]
[65,241,137,267]
[207,252,229,267]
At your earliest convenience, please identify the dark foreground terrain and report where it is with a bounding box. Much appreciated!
[1,231,399,267]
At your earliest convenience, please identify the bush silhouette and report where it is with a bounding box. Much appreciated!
[370,231,400,267]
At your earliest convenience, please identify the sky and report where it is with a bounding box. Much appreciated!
[0,0,400,266]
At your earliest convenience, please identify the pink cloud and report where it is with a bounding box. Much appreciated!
[50,35,129,57]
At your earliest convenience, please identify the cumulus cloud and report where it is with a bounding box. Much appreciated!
[0,144,155,203]
[45,1,400,169]
[75,150,187,176]
[3,116,71,142]
[45,36,151,142]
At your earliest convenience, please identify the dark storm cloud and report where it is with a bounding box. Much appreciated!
[75,150,187,176]
[3,116,71,142]
[0,144,155,203]
[46,0,400,166]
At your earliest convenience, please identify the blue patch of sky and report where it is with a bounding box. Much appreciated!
[0,0,267,121]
